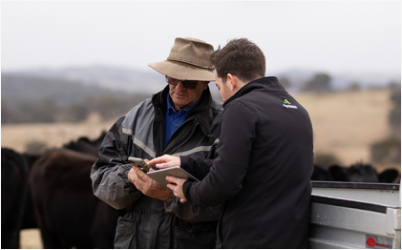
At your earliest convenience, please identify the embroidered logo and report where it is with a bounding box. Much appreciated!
[283,99,298,109]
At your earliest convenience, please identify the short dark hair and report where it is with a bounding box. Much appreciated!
[210,38,266,83]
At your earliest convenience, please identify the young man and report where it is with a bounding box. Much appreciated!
[91,37,223,248]
[148,38,314,248]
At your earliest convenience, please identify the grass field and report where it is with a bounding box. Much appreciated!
[2,88,400,248]
[20,229,43,249]
[294,88,398,171]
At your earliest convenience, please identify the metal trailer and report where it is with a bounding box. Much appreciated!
[310,181,401,249]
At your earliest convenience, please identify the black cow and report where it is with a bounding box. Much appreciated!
[311,165,332,181]
[63,131,106,157]
[328,163,378,182]
[378,168,401,183]
[21,153,42,230]
[1,148,29,249]
[29,139,121,248]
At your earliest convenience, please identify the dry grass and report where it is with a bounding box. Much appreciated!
[20,229,43,249]
[293,88,399,171]
[1,113,115,153]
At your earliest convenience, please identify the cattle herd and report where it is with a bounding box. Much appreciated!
[312,163,400,183]
[2,131,123,249]
[1,132,401,249]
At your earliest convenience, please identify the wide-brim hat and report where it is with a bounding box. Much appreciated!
[148,37,215,81]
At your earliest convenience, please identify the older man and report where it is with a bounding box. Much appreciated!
[91,37,223,248]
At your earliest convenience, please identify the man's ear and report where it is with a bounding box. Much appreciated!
[202,81,209,90]
[227,73,236,91]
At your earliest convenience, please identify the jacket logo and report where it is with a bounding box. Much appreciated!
[283,99,298,109]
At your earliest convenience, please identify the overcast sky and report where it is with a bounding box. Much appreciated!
[2,1,401,75]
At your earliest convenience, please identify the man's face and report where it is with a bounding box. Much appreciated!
[214,71,231,102]
[169,80,208,110]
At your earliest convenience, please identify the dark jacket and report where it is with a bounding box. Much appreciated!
[91,85,223,248]
[182,77,313,249]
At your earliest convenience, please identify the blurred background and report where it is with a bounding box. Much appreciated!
[1,1,401,248]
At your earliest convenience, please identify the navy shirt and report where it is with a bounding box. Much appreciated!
[164,92,202,148]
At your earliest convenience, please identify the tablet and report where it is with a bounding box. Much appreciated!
[147,166,199,190]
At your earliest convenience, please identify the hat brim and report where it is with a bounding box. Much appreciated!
[148,60,215,81]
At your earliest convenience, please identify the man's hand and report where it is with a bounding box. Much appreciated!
[128,166,171,201]
[147,154,181,169]
[166,176,187,203]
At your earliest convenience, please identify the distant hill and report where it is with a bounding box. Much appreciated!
[4,65,400,95]
[2,65,223,101]
[1,74,152,124]
[1,74,134,107]
[9,65,167,94]
[276,69,401,92]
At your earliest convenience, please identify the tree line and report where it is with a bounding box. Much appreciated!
[279,72,400,93]
[1,93,150,124]
[1,74,151,124]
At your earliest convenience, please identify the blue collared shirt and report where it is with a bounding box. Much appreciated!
[164,92,202,148]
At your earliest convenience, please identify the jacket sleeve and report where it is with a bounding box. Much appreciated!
[183,101,257,207]
[90,116,142,210]
[164,194,222,222]
[164,133,222,222]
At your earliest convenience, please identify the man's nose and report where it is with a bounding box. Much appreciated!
[176,81,186,91]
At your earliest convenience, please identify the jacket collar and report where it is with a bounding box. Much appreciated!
[223,76,286,108]
[152,85,213,137]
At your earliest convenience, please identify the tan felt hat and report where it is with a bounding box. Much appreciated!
[148,37,215,81]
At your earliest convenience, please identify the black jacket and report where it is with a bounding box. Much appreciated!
[91,85,223,248]
[182,77,313,248]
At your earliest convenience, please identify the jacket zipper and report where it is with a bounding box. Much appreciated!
[163,119,199,155]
